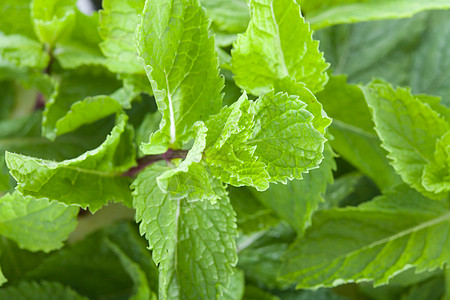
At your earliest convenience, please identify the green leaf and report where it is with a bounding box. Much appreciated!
[299,0,450,30]
[99,0,146,74]
[231,0,329,95]
[157,122,221,203]
[280,185,450,289]
[136,0,224,153]
[132,163,238,299]
[221,269,245,300]
[6,114,135,212]
[105,239,155,300]
[0,33,49,69]
[0,0,36,38]
[55,95,123,136]
[401,276,445,300]
[422,132,450,194]
[253,142,335,233]
[316,75,402,190]
[0,192,78,252]
[201,0,250,33]
[42,66,122,140]
[31,0,77,45]
[248,91,328,183]
[229,187,279,234]
[361,80,450,199]
[0,281,88,299]
[54,11,105,68]
[204,94,270,191]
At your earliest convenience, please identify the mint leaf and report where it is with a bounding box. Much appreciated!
[316,76,402,190]
[231,0,328,95]
[42,66,121,140]
[132,163,238,299]
[6,114,135,212]
[361,80,450,199]
[204,94,270,191]
[156,122,220,203]
[31,0,77,45]
[105,239,155,300]
[280,185,450,288]
[300,0,450,30]
[55,11,105,68]
[201,0,249,33]
[0,281,88,299]
[253,142,335,233]
[55,95,122,136]
[0,0,35,38]
[99,0,145,74]
[0,192,77,252]
[422,132,450,194]
[0,33,49,69]
[137,0,223,153]
[248,91,328,182]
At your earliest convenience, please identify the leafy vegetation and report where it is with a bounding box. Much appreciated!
[0,0,449,299]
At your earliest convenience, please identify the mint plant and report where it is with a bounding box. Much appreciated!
[0,0,449,299]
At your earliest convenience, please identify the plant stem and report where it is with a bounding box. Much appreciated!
[34,46,54,110]
[122,148,189,177]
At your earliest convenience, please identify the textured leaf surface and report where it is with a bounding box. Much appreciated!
[280,185,450,288]
[31,0,77,45]
[253,142,335,233]
[132,163,238,299]
[361,81,450,199]
[0,281,88,299]
[157,123,220,203]
[0,192,78,252]
[231,0,328,95]
[204,94,270,190]
[6,114,135,212]
[137,0,223,153]
[99,0,145,74]
[248,91,327,182]
[316,76,402,190]
[299,0,450,30]
[0,34,49,69]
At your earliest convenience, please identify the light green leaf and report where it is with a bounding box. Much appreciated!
[299,0,450,30]
[42,66,121,140]
[99,0,145,74]
[248,91,328,183]
[31,0,77,45]
[105,239,154,300]
[55,11,105,68]
[0,33,49,69]
[55,95,123,136]
[422,132,450,194]
[361,80,450,199]
[0,191,78,252]
[201,0,250,33]
[132,163,238,299]
[0,281,88,299]
[6,114,135,212]
[0,0,35,38]
[316,75,402,190]
[221,269,245,300]
[253,142,335,233]
[204,94,270,191]
[231,0,328,95]
[280,185,450,289]
[137,0,224,153]
[157,122,221,203]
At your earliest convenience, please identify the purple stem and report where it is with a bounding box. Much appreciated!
[122,149,189,177]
